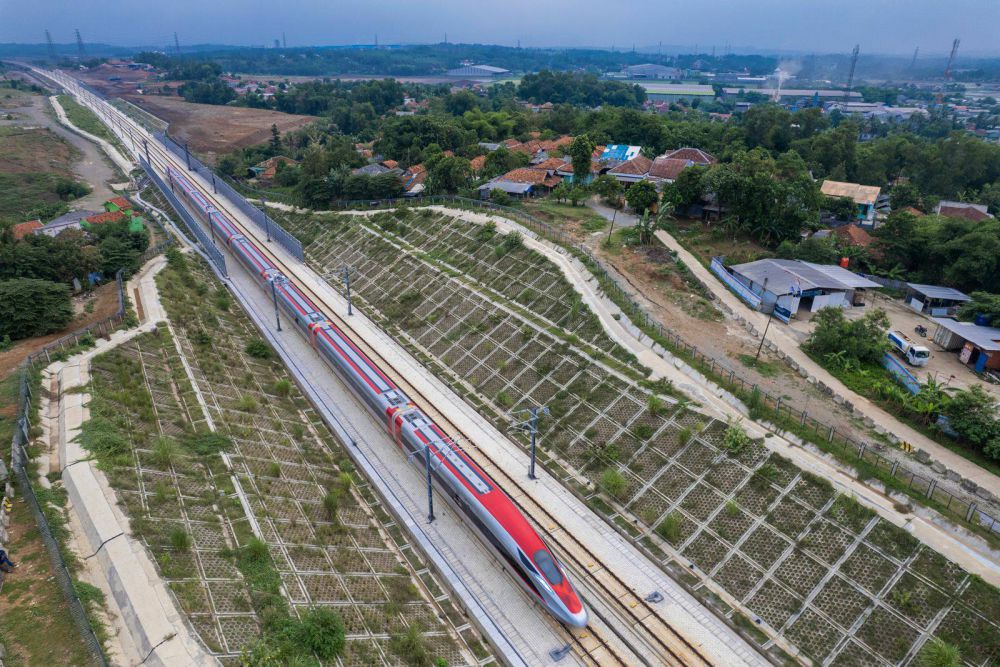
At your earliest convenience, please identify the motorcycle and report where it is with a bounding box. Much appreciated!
[914,325,928,338]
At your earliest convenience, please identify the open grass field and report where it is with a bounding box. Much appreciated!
[0,125,81,224]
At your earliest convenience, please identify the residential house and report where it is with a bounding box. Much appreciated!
[820,180,882,224]
[11,220,42,240]
[661,147,717,165]
[402,164,427,196]
[648,156,695,184]
[353,163,391,177]
[607,155,654,184]
[251,156,300,184]
[934,200,995,222]
[477,166,561,199]
[37,210,100,237]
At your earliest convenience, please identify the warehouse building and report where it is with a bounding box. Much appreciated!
[623,64,682,80]
[931,319,1000,374]
[445,64,511,79]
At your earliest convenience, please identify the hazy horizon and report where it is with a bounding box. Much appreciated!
[1,0,998,58]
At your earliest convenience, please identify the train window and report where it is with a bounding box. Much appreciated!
[517,550,539,576]
[533,550,564,585]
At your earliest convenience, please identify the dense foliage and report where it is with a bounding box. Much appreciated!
[0,220,150,284]
[0,278,73,341]
[517,71,646,107]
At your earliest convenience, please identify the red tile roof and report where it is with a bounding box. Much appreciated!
[107,196,132,210]
[648,157,694,181]
[381,159,399,170]
[12,220,42,240]
[938,204,992,222]
[84,210,126,225]
[469,155,487,172]
[608,155,652,176]
[832,224,875,248]
[663,147,717,165]
[500,168,552,185]
[901,206,925,217]
[533,157,569,171]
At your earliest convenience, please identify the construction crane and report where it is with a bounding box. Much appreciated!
[944,38,960,80]
[44,29,56,61]
[75,29,85,60]
[846,44,860,94]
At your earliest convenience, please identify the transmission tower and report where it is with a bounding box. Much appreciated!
[282,32,286,48]
[45,29,56,61]
[75,29,85,60]
[909,46,919,70]
[174,32,181,55]
[944,38,960,80]
[846,44,860,93]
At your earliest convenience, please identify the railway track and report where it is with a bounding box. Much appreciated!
[69,79,716,667]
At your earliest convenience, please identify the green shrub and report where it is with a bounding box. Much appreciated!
[293,607,346,660]
[245,339,272,359]
[183,431,231,456]
[169,527,192,551]
[599,467,629,500]
[632,425,655,441]
[389,624,434,667]
[917,638,961,667]
[272,379,292,397]
[152,437,182,467]
[723,423,751,456]
[656,513,683,544]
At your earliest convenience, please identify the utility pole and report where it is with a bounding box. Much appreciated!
[846,44,860,94]
[271,280,282,331]
[424,444,435,522]
[174,32,181,56]
[342,266,352,315]
[75,29,85,60]
[45,30,56,61]
[944,38,960,81]
[511,406,550,479]
[606,207,617,244]
[262,197,270,241]
[184,142,192,171]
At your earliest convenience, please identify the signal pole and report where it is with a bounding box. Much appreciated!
[425,445,435,522]
[511,406,550,479]
[271,281,282,331]
[342,266,352,315]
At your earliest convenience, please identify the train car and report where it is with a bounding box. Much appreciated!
[163,163,588,628]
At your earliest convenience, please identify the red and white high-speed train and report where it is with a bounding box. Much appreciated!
[166,166,588,628]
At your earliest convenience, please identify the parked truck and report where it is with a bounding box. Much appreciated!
[888,330,930,367]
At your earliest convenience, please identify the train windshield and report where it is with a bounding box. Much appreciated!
[533,550,564,585]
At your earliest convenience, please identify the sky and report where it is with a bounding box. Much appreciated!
[2,0,998,56]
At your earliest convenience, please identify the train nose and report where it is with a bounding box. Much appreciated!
[563,605,589,628]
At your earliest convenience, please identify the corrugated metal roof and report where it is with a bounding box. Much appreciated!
[820,180,881,205]
[906,283,972,302]
[931,318,1000,351]
[729,259,881,294]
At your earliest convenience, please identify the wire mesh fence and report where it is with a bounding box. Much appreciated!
[155,133,304,261]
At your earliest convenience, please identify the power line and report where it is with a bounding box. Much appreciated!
[75,28,85,60]
[44,29,56,61]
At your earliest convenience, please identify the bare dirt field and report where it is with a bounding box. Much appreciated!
[123,95,314,159]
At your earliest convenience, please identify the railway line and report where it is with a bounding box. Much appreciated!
[57,71,723,667]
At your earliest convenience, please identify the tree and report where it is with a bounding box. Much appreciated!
[889,181,923,211]
[625,180,658,214]
[958,291,1000,326]
[591,174,623,207]
[483,146,528,179]
[269,124,281,154]
[489,188,514,207]
[628,211,667,245]
[0,278,73,341]
[825,196,858,221]
[569,134,595,185]
[806,307,891,367]
[660,165,705,214]
[427,156,471,194]
[944,385,1000,457]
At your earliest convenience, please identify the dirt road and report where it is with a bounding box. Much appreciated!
[0,90,117,209]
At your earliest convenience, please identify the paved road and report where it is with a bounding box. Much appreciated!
[585,197,639,227]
